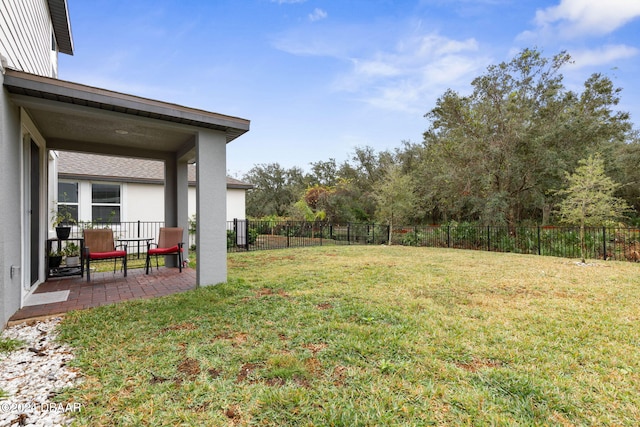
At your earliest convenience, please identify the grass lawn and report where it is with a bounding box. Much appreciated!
[57,246,640,426]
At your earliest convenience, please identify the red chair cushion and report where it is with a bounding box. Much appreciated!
[148,245,182,255]
[89,250,127,260]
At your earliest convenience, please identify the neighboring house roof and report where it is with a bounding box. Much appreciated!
[57,151,253,189]
[47,0,74,55]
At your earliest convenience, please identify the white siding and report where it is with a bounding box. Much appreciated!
[0,0,56,76]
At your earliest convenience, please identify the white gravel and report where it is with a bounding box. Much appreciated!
[0,318,82,427]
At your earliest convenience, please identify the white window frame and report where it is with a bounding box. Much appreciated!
[91,182,122,223]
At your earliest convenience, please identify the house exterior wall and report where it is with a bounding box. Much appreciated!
[226,188,246,221]
[60,179,246,224]
[126,183,165,222]
[0,0,57,77]
[0,71,24,328]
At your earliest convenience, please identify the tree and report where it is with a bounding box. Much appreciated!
[556,154,630,262]
[243,163,307,217]
[421,48,633,226]
[373,164,417,244]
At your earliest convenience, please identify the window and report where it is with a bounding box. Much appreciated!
[57,182,78,223]
[92,183,121,223]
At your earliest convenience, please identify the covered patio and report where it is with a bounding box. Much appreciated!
[1,68,249,325]
[8,267,196,324]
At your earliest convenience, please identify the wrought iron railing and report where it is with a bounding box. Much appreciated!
[62,220,640,262]
[226,220,640,262]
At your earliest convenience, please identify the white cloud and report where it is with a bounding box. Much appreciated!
[567,44,640,69]
[334,33,487,113]
[527,0,640,39]
[309,8,327,22]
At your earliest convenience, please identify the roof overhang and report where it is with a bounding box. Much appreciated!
[3,69,250,160]
[47,0,74,55]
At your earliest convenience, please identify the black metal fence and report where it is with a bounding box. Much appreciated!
[62,220,640,263]
[226,220,640,262]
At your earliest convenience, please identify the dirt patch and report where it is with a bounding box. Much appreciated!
[208,368,222,379]
[265,255,296,262]
[302,343,328,355]
[149,372,170,384]
[160,322,197,333]
[304,357,323,377]
[316,302,332,310]
[177,358,201,379]
[332,365,348,386]
[236,362,261,383]
[455,358,502,372]
[254,288,290,298]
[213,332,248,347]
[224,405,242,421]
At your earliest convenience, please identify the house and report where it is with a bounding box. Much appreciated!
[0,0,250,328]
[55,151,253,223]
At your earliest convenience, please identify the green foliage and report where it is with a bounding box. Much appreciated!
[0,337,24,353]
[374,164,417,245]
[556,154,630,227]
[556,154,630,261]
[240,49,638,225]
[226,230,236,249]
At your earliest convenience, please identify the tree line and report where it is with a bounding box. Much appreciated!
[242,49,640,228]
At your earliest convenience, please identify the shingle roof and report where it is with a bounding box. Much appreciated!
[57,151,252,189]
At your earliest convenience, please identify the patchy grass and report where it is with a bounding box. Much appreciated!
[57,246,640,426]
[90,253,164,273]
[0,337,24,353]
[0,337,24,399]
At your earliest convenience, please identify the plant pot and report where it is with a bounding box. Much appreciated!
[56,226,71,240]
[65,256,80,267]
[49,255,63,269]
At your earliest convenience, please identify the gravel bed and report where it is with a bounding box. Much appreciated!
[0,318,81,427]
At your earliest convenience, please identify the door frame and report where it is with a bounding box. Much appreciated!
[21,111,47,299]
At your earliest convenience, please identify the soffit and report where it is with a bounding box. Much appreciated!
[47,0,74,55]
[3,69,250,158]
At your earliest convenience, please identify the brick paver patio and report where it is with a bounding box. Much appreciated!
[9,267,196,324]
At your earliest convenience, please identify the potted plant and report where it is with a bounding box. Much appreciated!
[48,249,63,269]
[63,242,81,267]
[51,203,76,239]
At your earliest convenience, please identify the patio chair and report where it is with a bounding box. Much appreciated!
[83,229,128,281]
[145,227,184,274]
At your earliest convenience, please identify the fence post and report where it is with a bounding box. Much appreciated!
[387,225,390,244]
[447,225,451,248]
[372,223,375,244]
[245,219,250,251]
[137,220,141,238]
[602,226,607,261]
[487,226,490,252]
[287,223,290,248]
[537,226,541,256]
[348,223,351,245]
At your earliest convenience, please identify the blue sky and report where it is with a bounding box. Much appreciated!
[59,0,640,177]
